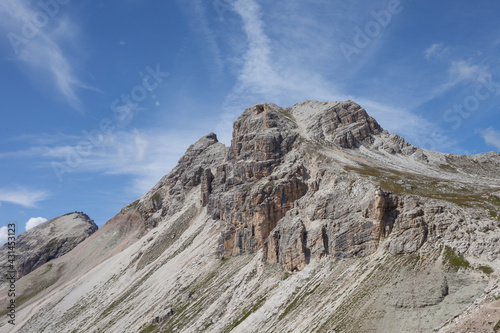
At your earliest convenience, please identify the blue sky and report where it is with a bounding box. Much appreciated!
[1,0,499,243]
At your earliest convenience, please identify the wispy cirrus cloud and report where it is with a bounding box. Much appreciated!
[58,129,208,195]
[0,127,210,196]
[0,187,50,208]
[229,0,344,100]
[172,0,485,154]
[353,97,457,151]
[413,46,494,110]
[448,60,490,83]
[176,0,225,82]
[0,0,89,109]
[424,42,445,59]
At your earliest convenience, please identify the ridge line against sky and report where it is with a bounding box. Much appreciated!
[0,0,499,243]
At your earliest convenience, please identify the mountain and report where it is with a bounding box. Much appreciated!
[1,100,499,332]
[0,212,97,281]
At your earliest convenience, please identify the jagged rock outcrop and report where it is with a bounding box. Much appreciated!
[137,132,225,228]
[292,100,382,148]
[0,212,97,280]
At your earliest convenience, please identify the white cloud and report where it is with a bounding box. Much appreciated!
[0,0,88,108]
[480,127,500,151]
[449,60,490,82]
[424,42,444,59]
[0,226,8,246]
[230,0,341,100]
[0,188,50,208]
[415,60,493,106]
[25,217,48,230]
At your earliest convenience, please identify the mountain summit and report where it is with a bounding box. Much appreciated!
[1,101,499,333]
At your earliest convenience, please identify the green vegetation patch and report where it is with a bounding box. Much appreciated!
[151,192,160,204]
[17,263,65,306]
[438,163,458,173]
[159,223,205,267]
[127,199,140,209]
[477,265,494,275]
[491,196,500,207]
[263,180,274,189]
[139,324,156,333]
[278,283,320,321]
[442,246,470,271]
[161,255,255,333]
[494,319,500,333]
[40,263,54,276]
[0,263,66,318]
[345,163,495,209]
[225,297,267,332]
[98,289,134,320]
[278,107,295,122]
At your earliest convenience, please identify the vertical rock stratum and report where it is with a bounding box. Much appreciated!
[1,100,499,332]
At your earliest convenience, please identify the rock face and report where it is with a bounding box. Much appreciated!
[129,100,500,273]
[2,100,499,333]
[208,104,308,257]
[0,212,97,280]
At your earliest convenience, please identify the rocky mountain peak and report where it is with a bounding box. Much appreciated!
[174,132,220,170]
[289,100,382,148]
[0,212,97,280]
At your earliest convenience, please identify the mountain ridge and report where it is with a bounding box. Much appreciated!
[1,100,499,332]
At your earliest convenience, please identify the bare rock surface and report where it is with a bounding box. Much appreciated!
[1,100,499,332]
